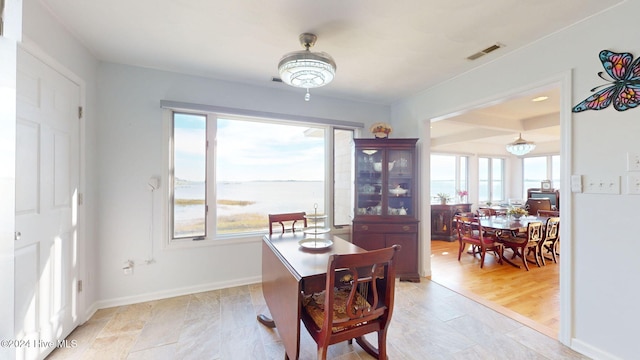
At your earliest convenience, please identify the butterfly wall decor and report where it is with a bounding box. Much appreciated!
[572,50,640,112]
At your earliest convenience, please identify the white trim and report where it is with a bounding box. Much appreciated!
[557,69,572,345]
[424,71,573,346]
[92,276,262,310]
[160,100,364,129]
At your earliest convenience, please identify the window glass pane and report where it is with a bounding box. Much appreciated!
[215,118,325,234]
[523,156,547,197]
[173,113,207,238]
[551,155,561,189]
[492,158,504,201]
[478,157,489,201]
[459,156,468,192]
[431,154,456,202]
[333,129,354,226]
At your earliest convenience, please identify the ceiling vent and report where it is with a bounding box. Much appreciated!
[466,43,504,61]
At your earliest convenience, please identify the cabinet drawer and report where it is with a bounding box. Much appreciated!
[354,223,417,233]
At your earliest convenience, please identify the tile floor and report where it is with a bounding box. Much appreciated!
[47,280,589,359]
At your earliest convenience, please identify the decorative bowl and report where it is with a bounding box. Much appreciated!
[389,187,408,196]
[370,122,392,138]
[373,162,394,172]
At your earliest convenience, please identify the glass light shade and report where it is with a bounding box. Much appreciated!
[278,50,336,89]
[506,133,536,156]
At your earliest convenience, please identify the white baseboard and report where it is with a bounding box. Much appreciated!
[571,337,622,360]
[86,276,262,313]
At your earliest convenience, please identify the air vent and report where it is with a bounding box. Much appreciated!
[466,43,504,61]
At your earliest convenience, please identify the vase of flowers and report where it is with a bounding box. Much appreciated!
[507,207,528,220]
[436,192,451,205]
[457,189,468,203]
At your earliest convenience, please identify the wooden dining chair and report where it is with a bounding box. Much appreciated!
[499,221,543,271]
[300,245,401,360]
[455,215,503,268]
[537,209,559,217]
[525,198,552,217]
[539,217,560,265]
[268,212,307,235]
[476,208,496,217]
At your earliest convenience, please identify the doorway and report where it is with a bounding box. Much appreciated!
[428,82,563,338]
[14,46,82,360]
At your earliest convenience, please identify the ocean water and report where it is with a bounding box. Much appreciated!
[175,181,325,222]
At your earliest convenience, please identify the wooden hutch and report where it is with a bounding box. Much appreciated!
[352,138,420,282]
[430,203,472,241]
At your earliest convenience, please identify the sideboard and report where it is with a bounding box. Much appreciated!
[430,203,472,241]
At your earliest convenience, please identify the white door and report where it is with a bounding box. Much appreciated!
[14,47,81,360]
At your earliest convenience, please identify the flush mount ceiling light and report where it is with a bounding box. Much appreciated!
[278,33,336,101]
[506,133,536,156]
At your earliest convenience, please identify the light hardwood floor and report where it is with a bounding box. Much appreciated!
[47,267,583,359]
[430,239,560,338]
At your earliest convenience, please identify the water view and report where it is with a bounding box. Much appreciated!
[175,180,324,235]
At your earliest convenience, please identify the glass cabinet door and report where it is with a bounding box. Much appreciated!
[356,148,383,215]
[387,149,413,216]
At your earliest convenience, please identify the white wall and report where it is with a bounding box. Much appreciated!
[94,62,390,305]
[392,1,637,359]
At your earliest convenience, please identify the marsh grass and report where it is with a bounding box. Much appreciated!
[217,199,255,206]
[175,198,266,235]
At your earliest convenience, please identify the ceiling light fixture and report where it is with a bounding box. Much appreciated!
[278,33,336,101]
[506,133,536,156]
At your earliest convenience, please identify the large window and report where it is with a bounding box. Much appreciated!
[478,157,504,203]
[523,155,560,197]
[430,154,468,203]
[169,110,356,242]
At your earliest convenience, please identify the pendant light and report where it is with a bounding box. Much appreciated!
[278,33,336,101]
[506,133,536,156]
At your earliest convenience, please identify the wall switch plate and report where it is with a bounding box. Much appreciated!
[583,175,620,194]
[571,175,582,193]
[627,174,640,194]
[627,152,640,171]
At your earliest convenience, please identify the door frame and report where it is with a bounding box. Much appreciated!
[422,71,573,345]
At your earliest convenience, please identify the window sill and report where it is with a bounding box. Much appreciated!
[164,233,263,250]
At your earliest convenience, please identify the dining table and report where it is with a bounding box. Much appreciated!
[479,215,549,233]
[258,232,366,360]
[479,215,550,268]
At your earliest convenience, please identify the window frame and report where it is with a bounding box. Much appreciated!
[430,153,469,203]
[522,154,560,198]
[478,156,505,203]
[161,104,362,248]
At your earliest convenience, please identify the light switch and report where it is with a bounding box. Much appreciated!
[627,174,640,194]
[583,175,620,194]
[571,175,582,193]
[627,152,640,171]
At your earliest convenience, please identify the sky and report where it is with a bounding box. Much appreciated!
[174,114,325,182]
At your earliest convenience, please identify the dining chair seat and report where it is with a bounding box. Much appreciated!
[300,245,400,360]
[303,288,371,332]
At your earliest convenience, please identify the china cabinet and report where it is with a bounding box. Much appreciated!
[352,138,420,282]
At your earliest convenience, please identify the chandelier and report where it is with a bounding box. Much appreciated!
[506,133,536,156]
[278,33,336,101]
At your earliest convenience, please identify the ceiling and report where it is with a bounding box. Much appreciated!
[39,0,622,150]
